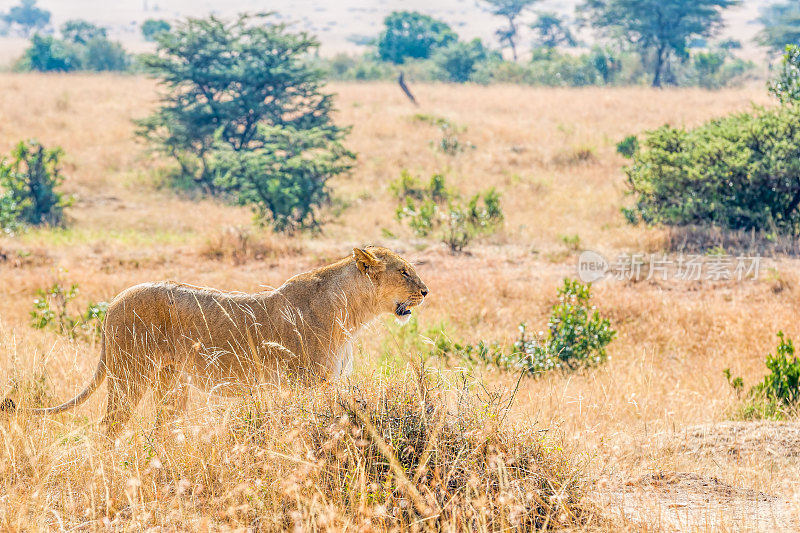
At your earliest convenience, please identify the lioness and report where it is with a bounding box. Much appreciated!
[1,247,428,434]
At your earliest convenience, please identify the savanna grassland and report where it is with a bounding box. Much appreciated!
[2,74,800,531]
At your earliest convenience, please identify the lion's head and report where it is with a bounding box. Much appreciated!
[353,247,428,324]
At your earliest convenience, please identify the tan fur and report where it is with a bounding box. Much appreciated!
[2,247,428,435]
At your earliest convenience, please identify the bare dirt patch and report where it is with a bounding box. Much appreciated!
[603,471,795,531]
[678,420,800,460]
[599,422,800,531]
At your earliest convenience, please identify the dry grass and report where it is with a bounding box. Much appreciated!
[0,359,603,531]
[1,74,799,530]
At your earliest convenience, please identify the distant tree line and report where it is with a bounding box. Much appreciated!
[322,3,769,88]
[17,20,129,72]
[1,0,171,73]
[6,0,800,87]
[322,1,800,88]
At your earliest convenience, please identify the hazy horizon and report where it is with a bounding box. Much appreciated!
[0,0,776,59]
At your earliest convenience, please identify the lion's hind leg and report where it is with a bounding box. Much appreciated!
[153,365,189,430]
[101,369,148,438]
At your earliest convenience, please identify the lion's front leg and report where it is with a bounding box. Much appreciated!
[338,341,354,377]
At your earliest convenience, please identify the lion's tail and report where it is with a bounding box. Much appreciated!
[1,333,107,416]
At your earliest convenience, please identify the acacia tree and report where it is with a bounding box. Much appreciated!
[480,0,539,61]
[580,0,738,87]
[530,12,576,49]
[2,0,49,36]
[377,11,456,63]
[136,13,353,231]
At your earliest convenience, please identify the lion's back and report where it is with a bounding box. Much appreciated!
[104,281,264,344]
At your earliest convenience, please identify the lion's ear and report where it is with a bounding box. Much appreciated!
[353,248,384,274]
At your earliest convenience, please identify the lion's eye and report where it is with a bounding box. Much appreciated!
[401,269,410,278]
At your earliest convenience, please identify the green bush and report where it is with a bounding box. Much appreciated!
[30,282,107,340]
[725,332,800,419]
[752,332,800,404]
[393,172,502,252]
[0,140,70,232]
[322,53,395,81]
[623,46,797,234]
[390,169,449,202]
[83,37,128,71]
[18,34,81,71]
[141,18,170,42]
[211,126,354,232]
[137,13,353,231]
[526,279,616,372]
[770,44,800,104]
[432,38,493,82]
[438,279,615,376]
[623,106,800,234]
[672,48,755,89]
[615,134,638,158]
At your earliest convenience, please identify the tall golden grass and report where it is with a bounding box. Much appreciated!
[1,74,798,530]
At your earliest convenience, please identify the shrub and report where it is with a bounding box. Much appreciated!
[615,134,638,158]
[440,189,503,252]
[770,44,800,104]
[527,48,605,87]
[754,331,800,405]
[725,332,800,419]
[18,34,81,71]
[646,43,756,90]
[227,371,595,530]
[527,279,616,372]
[624,46,799,234]
[141,18,170,42]
[83,37,129,71]
[623,105,800,234]
[137,13,353,231]
[410,113,473,155]
[0,140,70,231]
[376,11,456,64]
[393,172,502,252]
[30,282,107,340]
[390,169,449,202]
[434,123,473,155]
[322,53,395,81]
[438,279,615,376]
[432,38,493,82]
[211,126,354,232]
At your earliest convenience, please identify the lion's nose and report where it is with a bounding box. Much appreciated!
[421,289,428,297]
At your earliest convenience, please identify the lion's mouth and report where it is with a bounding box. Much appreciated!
[394,301,413,317]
